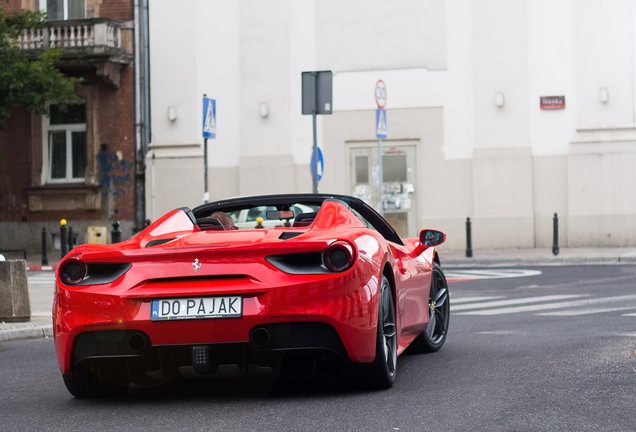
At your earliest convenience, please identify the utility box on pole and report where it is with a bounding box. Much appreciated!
[302,70,333,193]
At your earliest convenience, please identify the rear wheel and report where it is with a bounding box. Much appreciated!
[63,362,130,398]
[409,262,450,353]
[358,275,397,389]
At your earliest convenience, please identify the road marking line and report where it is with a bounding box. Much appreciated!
[476,330,518,335]
[445,269,542,280]
[451,296,505,304]
[456,294,636,316]
[451,295,586,312]
[623,312,636,317]
[537,306,636,316]
[31,312,52,317]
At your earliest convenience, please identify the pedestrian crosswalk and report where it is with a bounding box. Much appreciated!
[451,293,636,317]
[28,272,55,284]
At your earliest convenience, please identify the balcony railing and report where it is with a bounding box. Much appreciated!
[16,19,123,53]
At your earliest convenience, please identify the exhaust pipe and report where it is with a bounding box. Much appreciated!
[250,327,272,349]
[128,332,149,353]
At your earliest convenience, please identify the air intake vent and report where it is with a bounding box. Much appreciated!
[279,232,303,240]
[145,238,176,248]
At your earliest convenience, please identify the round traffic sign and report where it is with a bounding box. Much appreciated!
[310,147,324,182]
[375,80,387,108]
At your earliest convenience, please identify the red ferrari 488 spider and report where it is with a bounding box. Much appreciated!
[54,194,449,397]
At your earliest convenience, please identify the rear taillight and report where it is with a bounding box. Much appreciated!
[59,259,86,285]
[323,241,355,272]
[58,261,131,286]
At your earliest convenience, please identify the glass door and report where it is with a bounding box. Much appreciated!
[350,145,417,238]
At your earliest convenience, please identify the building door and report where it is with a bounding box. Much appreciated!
[350,144,417,238]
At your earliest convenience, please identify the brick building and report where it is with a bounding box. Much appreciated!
[0,0,146,258]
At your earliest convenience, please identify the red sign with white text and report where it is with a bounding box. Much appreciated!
[540,96,565,110]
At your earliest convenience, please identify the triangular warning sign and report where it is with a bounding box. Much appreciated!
[204,103,215,133]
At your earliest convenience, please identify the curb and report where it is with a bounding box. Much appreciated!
[442,256,636,268]
[0,324,53,343]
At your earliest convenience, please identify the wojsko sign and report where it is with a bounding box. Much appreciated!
[540,95,565,110]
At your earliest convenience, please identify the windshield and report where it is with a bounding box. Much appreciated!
[198,202,320,230]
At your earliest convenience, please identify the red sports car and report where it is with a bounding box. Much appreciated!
[54,194,449,397]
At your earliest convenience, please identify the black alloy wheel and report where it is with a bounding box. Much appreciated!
[359,275,397,389]
[409,262,450,353]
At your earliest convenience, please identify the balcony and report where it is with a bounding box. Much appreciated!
[16,19,132,87]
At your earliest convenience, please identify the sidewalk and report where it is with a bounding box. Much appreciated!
[440,247,636,267]
[2,247,636,344]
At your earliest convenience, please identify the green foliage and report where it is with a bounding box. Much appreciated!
[0,6,81,125]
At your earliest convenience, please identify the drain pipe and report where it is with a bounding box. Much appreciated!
[133,0,145,232]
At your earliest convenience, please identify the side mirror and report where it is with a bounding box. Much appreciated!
[420,229,446,247]
[411,229,446,257]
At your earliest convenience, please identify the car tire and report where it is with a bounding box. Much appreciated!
[358,275,397,389]
[62,363,129,398]
[409,262,450,353]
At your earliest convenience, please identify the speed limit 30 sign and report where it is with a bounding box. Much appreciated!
[375,80,387,109]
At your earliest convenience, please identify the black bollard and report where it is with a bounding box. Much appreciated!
[111,221,122,243]
[552,212,560,256]
[465,217,473,258]
[60,219,68,258]
[68,226,74,251]
[41,227,49,266]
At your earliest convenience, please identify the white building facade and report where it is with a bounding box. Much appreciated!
[147,0,636,249]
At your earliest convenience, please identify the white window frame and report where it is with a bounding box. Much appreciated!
[45,118,87,184]
[38,0,87,21]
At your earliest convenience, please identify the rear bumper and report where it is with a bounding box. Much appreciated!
[53,272,380,374]
[67,323,348,373]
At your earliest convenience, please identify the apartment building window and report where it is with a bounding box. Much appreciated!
[46,104,87,183]
[38,0,86,21]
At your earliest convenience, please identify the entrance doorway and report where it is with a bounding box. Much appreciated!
[349,144,417,237]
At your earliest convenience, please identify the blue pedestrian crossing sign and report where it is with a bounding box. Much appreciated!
[376,108,387,139]
[202,96,216,139]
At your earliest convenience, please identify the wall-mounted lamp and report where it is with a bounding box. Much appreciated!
[167,106,178,121]
[599,87,609,104]
[259,102,269,118]
[494,92,505,108]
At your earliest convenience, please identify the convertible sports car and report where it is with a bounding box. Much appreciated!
[53,194,450,397]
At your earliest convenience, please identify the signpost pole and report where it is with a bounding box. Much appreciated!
[312,112,318,194]
[203,136,208,203]
[377,137,383,215]
[201,93,215,204]
[374,80,387,215]
[302,70,332,193]
[311,72,319,194]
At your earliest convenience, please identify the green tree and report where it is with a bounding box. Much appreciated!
[0,6,80,125]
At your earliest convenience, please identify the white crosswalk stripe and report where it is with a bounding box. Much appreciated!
[446,269,542,280]
[455,294,636,316]
[451,296,504,305]
[28,273,55,284]
[451,295,587,312]
[538,306,636,316]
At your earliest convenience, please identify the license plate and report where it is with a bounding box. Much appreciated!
[150,296,242,321]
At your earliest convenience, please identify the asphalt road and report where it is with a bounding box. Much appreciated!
[1,265,635,432]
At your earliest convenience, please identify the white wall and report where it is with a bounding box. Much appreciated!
[146,0,636,247]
